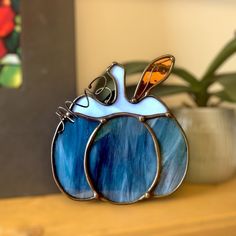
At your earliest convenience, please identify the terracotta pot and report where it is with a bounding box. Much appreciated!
[174,107,236,183]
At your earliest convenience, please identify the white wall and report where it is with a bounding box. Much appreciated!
[75,0,236,106]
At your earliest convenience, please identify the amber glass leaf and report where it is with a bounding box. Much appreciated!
[133,55,175,101]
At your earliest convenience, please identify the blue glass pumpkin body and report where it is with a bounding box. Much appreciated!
[51,62,188,204]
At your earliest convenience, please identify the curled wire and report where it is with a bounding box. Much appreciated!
[74,75,114,108]
[56,74,114,131]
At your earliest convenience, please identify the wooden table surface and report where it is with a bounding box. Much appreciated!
[1,177,236,236]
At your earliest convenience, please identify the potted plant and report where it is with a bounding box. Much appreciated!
[123,36,236,184]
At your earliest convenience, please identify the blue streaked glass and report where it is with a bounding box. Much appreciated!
[87,116,158,203]
[147,117,188,196]
[53,117,99,199]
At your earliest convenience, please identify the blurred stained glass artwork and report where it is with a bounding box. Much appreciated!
[0,0,22,89]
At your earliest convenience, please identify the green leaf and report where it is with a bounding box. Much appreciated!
[17,47,21,58]
[4,30,20,53]
[0,65,22,88]
[151,84,193,97]
[123,61,149,75]
[126,84,192,97]
[172,67,199,87]
[212,73,236,103]
[214,90,236,102]
[203,37,236,82]
[215,73,236,85]
[11,0,20,13]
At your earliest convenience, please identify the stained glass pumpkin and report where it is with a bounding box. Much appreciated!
[51,55,188,204]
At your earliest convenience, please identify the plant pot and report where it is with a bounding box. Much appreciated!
[174,107,236,184]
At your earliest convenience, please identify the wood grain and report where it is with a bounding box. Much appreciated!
[1,177,236,236]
